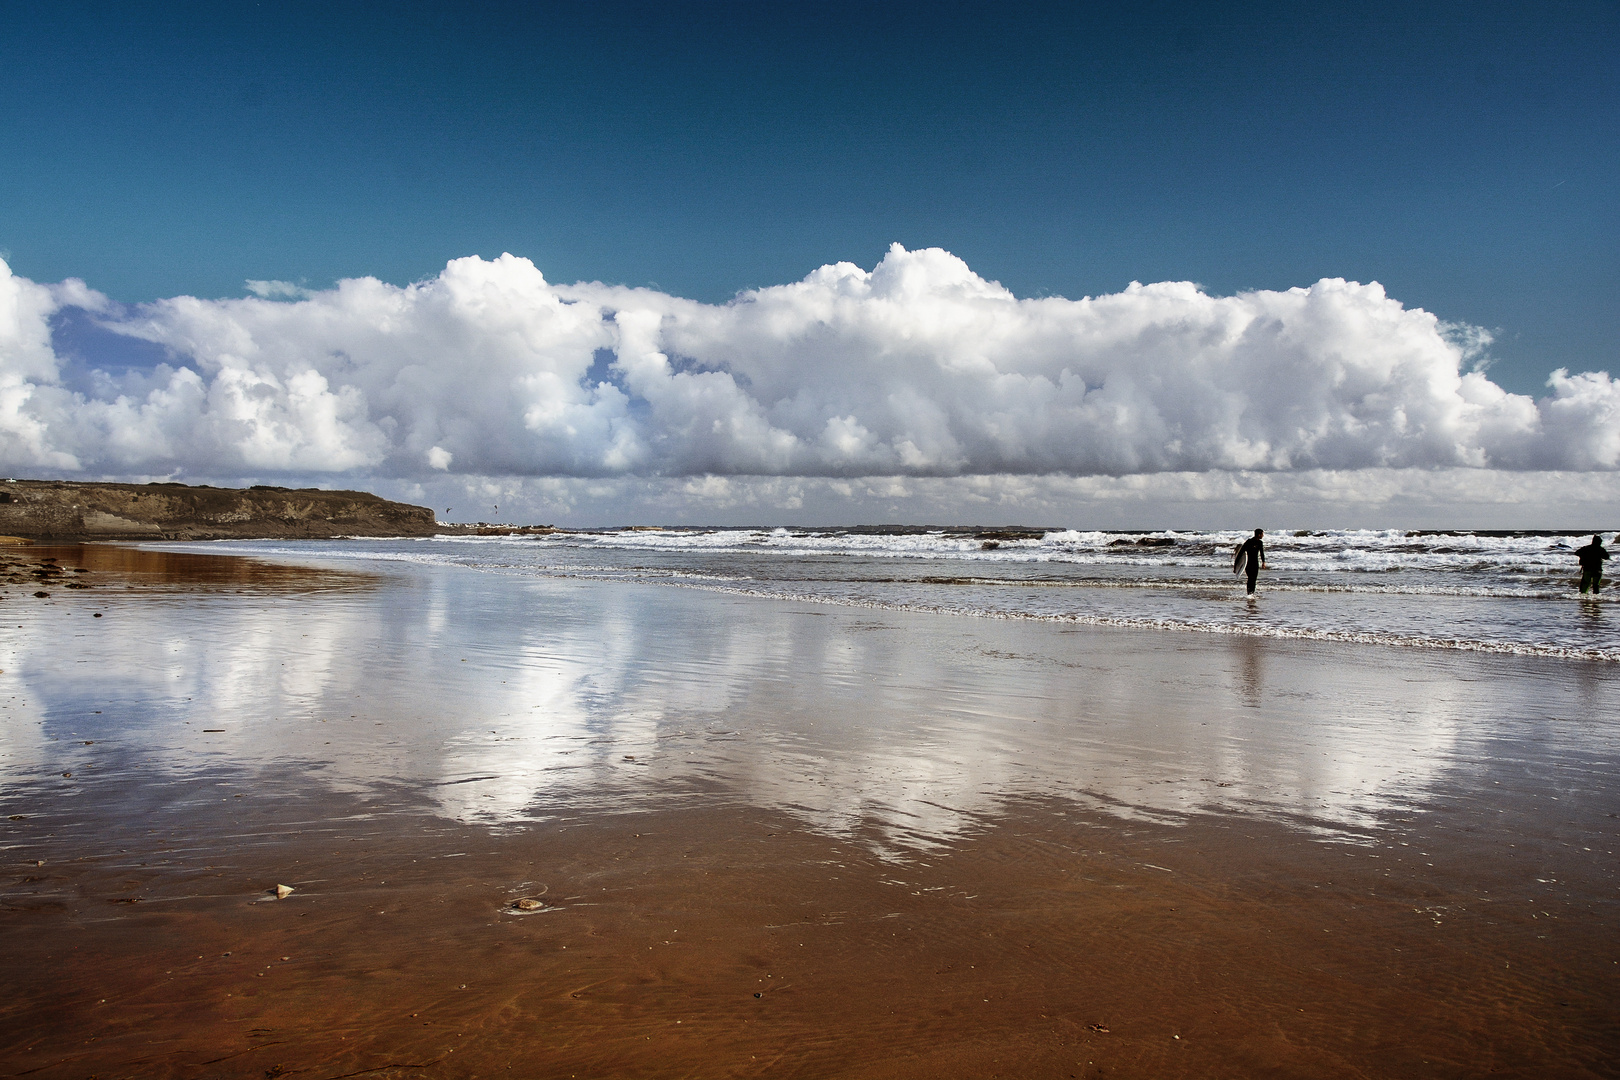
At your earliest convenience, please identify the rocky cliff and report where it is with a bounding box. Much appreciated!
[0,480,439,541]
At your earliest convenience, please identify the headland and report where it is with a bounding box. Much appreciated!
[0,479,441,541]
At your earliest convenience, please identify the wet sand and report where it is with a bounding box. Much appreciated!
[2,546,1617,1078]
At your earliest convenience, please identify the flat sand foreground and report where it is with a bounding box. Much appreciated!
[1,545,1617,1079]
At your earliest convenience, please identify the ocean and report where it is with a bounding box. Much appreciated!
[181,526,1619,662]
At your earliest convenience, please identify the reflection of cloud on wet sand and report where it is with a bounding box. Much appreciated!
[0,664,52,776]
[6,557,1591,854]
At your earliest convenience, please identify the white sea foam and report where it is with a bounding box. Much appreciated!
[647,579,1620,664]
[534,525,1602,575]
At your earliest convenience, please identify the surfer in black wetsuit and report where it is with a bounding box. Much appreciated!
[1235,528,1266,595]
[1575,534,1609,594]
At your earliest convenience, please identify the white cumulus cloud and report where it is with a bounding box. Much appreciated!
[1,245,1617,499]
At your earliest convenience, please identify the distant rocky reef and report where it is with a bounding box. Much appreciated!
[0,480,441,541]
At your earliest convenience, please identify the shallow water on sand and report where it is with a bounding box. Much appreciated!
[7,544,1617,843]
[1,546,1617,1077]
[176,529,1620,662]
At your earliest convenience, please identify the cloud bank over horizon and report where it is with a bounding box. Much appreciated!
[2,245,1617,522]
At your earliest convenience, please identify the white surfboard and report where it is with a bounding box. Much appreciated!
[1233,543,1247,575]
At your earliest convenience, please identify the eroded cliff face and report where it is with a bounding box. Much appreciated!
[0,480,438,541]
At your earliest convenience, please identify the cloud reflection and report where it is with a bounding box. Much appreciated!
[7,553,1592,853]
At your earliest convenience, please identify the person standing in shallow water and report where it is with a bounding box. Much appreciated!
[1235,528,1267,595]
[1575,534,1609,594]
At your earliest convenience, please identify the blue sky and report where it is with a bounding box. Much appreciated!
[1,1,1617,526]
[3,0,1614,396]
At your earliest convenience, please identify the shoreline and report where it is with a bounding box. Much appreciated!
[605,572,1620,664]
[98,533,1620,664]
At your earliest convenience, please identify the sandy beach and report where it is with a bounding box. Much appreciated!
[2,545,1616,1078]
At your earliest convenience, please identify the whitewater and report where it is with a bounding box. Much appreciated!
[171,526,1620,663]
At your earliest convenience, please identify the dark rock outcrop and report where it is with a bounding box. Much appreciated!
[1108,536,1176,547]
[0,480,438,541]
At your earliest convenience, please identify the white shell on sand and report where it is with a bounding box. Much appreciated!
[274,884,294,899]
